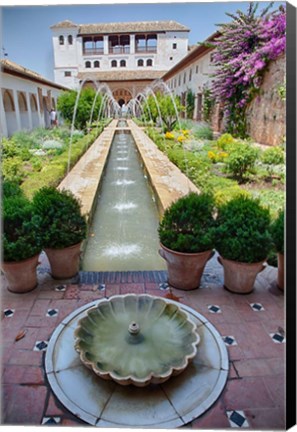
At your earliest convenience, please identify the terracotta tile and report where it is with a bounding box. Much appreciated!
[191,400,230,429]
[229,361,239,379]
[244,407,285,429]
[45,393,66,416]
[64,285,80,299]
[263,375,285,409]
[30,299,51,316]
[234,358,285,378]
[2,384,47,425]
[120,283,145,294]
[2,365,25,384]
[22,366,45,385]
[144,282,159,291]
[223,377,276,410]
[105,284,120,297]
[8,349,44,366]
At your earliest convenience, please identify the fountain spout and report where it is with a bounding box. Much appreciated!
[128,321,140,335]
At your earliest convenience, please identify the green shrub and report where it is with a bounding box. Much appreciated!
[33,187,87,249]
[270,209,284,254]
[217,133,235,150]
[2,180,24,199]
[213,186,251,207]
[2,195,42,261]
[2,157,25,184]
[215,196,273,263]
[158,192,216,253]
[225,142,259,182]
[261,146,285,177]
[193,124,213,140]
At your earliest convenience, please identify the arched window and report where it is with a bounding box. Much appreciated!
[59,35,64,45]
[18,92,27,112]
[30,94,38,112]
[146,59,153,67]
[68,35,73,45]
[94,61,100,68]
[120,59,126,67]
[85,61,91,68]
[111,60,117,68]
[3,90,15,112]
[137,59,144,67]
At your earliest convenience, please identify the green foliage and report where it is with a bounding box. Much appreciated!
[225,142,259,182]
[2,157,25,184]
[33,187,87,249]
[2,180,24,198]
[192,123,213,140]
[142,92,184,132]
[158,192,216,253]
[261,146,285,177]
[186,90,195,119]
[57,88,104,130]
[202,87,215,122]
[217,133,235,150]
[215,196,273,263]
[270,209,284,254]
[2,195,42,261]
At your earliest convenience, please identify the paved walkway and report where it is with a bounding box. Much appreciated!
[1,254,285,429]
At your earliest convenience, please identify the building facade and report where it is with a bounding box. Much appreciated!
[161,33,219,122]
[0,59,68,137]
[50,20,189,103]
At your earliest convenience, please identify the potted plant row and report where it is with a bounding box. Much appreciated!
[270,209,284,291]
[158,192,284,294]
[2,183,87,293]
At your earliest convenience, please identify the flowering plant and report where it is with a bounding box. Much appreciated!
[211,2,286,137]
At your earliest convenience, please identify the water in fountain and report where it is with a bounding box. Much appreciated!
[82,123,166,271]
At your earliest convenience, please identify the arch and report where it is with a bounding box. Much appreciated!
[85,61,91,68]
[120,59,126,68]
[3,89,15,112]
[137,59,144,67]
[68,35,73,45]
[118,98,125,107]
[111,60,117,68]
[18,92,27,112]
[30,94,38,112]
[94,60,100,68]
[146,59,153,67]
[59,35,64,45]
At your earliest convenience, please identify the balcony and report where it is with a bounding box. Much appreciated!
[109,46,130,54]
[83,47,104,56]
[135,46,157,53]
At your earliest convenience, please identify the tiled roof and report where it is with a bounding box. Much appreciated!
[78,20,189,35]
[50,20,78,29]
[50,19,189,34]
[1,59,69,90]
[77,70,166,82]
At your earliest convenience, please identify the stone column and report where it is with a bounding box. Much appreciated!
[130,34,135,54]
[104,35,109,54]
[26,92,33,130]
[12,89,21,130]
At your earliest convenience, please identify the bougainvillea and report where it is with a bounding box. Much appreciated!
[211,2,286,137]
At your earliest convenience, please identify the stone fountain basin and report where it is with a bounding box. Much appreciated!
[74,294,200,387]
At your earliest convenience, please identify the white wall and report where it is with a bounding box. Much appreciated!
[1,73,65,137]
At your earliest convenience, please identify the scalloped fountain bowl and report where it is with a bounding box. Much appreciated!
[74,294,200,387]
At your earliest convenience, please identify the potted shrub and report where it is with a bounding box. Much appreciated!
[270,209,284,291]
[215,196,273,294]
[2,194,42,293]
[158,192,216,290]
[33,187,87,279]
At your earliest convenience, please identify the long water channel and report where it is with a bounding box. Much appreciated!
[82,123,166,271]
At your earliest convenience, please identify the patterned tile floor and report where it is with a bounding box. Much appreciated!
[1,253,285,429]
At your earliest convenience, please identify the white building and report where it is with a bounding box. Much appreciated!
[161,32,219,121]
[1,59,68,137]
[50,20,189,103]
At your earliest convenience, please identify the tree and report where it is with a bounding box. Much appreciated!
[211,2,286,137]
[141,92,184,131]
[57,87,104,130]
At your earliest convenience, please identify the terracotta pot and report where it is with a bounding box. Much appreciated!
[45,242,82,279]
[159,244,213,290]
[277,253,284,291]
[2,254,40,293]
[218,255,266,294]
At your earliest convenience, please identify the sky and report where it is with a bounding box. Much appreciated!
[1,0,283,81]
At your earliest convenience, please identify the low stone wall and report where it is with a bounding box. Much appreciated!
[246,55,286,146]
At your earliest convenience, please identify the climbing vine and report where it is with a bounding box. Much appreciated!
[211,2,286,138]
[186,89,195,119]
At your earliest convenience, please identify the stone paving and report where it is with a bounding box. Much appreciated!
[1,253,285,429]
